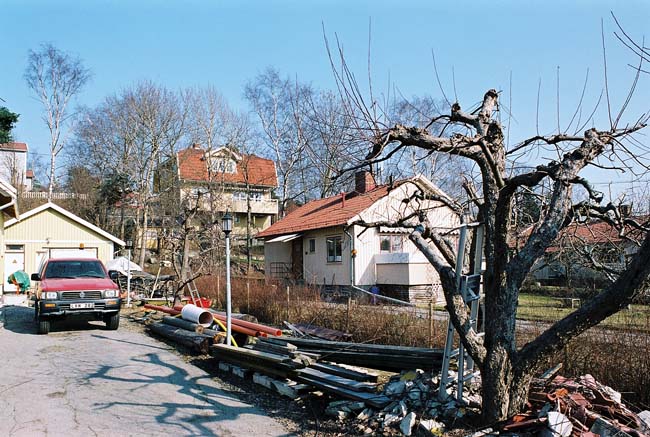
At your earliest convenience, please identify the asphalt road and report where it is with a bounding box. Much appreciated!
[0,306,292,437]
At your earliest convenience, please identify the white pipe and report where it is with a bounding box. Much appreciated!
[0,198,16,214]
[181,303,214,327]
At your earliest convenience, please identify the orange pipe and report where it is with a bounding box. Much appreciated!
[174,305,281,337]
[144,304,181,315]
[210,312,282,337]
[210,314,264,337]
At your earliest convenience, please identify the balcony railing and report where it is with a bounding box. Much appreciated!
[21,192,88,200]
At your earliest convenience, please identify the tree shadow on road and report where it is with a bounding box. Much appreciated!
[87,352,295,436]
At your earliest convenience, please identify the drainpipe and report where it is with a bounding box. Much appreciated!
[0,198,17,216]
[344,226,355,287]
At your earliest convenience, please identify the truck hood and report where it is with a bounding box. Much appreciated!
[40,277,118,291]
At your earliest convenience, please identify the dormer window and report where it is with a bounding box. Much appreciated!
[212,158,236,174]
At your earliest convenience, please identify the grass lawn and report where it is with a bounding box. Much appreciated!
[517,293,650,331]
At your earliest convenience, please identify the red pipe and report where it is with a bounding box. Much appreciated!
[210,314,264,337]
[175,305,282,337]
[144,304,181,315]
[145,304,264,337]
[210,312,282,337]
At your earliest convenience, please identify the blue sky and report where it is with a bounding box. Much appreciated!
[2,0,649,190]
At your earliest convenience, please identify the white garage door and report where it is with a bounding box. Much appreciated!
[49,248,98,259]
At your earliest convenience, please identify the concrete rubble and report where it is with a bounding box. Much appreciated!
[325,368,482,436]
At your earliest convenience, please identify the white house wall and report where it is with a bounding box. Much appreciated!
[302,227,351,287]
[352,182,458,287]
[264,241,292,279]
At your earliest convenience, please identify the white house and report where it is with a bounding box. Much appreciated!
[257,171,458,302]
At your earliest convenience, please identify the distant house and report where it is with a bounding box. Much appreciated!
[257,171,458,302]
[516,218,644,285]
[154,144,279,243]
[3,202,125,293]
[0,142,34,190]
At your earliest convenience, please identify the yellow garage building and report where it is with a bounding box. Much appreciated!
[3,202,125,293]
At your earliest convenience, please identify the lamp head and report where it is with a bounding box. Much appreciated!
[222,212,233,235]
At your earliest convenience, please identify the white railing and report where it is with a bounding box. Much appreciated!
[21,192,89,200]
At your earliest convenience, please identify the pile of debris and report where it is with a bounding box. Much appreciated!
[324,369,481,436]
[498,371,650,437]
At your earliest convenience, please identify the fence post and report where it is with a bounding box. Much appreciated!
[429,299,434,348]
[346,294,352,333]
[247,282,250,313]
[217,275,221,309]
[286,285,290,322]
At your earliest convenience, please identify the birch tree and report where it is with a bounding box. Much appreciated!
[25,44,91,200]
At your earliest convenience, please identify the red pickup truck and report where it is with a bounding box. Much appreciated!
[31,258,122,334]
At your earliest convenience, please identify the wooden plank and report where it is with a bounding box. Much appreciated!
[311,362,378,383]
[212,344,294,363]
[265,337,443,357]
[293,367,376,392]
[294,374,390,408]
[304,350,441,371]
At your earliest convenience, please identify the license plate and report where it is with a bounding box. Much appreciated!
[70,303,94,309]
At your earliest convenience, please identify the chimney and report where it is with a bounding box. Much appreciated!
[355,170,376,194]
[191,143,200,149]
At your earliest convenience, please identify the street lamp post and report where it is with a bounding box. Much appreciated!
[125,240,133,308]
[221,212,233,346]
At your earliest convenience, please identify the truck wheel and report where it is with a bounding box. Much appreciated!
[105,313,120,330]
[38,319,50,335]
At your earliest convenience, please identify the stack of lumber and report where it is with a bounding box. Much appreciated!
[210,341,389,408]
[261,337,443,372]
[210,344,305,379]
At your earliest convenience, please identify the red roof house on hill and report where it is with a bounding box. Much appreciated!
[154,144,279,238]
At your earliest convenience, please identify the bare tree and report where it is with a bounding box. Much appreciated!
[73,81,185,264]
[25,43,91,200]
[328,41,650,421]
[244,68,312,212]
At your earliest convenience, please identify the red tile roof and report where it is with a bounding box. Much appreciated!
[513,217,648,251]
[256,185,392,238]
[176,147,277,187]
[0,142,28,152]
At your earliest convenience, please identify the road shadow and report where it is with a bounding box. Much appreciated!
[87,352,296,436]
[0,305,109,335]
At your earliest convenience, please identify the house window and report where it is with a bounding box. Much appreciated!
[233,192,247,201]
[326,236,342,262]
[308,239,316,253]
[380,234,403,253]
[212,158,236,174]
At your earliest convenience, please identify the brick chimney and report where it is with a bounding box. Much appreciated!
[355,170,376,194]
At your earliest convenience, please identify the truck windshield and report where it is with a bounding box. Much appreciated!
[44,261,106,279]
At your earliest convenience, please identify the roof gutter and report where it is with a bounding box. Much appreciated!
[0,197,17,217]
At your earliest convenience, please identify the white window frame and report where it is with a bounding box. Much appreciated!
[326,236,342,263]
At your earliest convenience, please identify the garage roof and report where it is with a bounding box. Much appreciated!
[5,202,125,246]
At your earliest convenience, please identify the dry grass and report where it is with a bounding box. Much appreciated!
[195,275,650,407]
